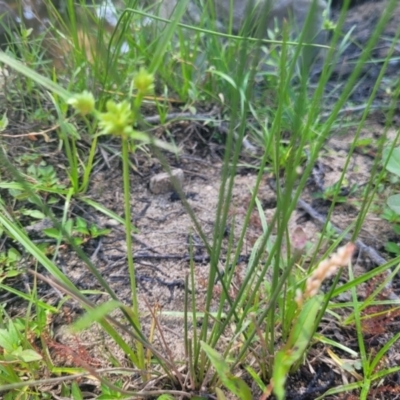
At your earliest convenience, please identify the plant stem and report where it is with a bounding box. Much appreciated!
[122,137,145,371]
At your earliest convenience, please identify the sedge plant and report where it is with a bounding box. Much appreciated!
[1,0,400,398]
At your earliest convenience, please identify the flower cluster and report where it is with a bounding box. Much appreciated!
[133,68,154,95]
[296,243,356,305]
[67,90,95,116]
[98,100,134,138]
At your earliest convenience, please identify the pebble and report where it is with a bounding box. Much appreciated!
[149,168,184,194]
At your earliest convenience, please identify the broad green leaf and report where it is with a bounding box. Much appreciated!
[387,194,400,215]
[71,382,84,400]
[71,300,122,332]
[201,341,251,400]
[0,113,9,132]
[383,147,400,176]
[273,295,322,400]
[75,216,88,230]
[7,247,21,262]
[215,388,227,400]
[0,270,20,283]
[13,348,42,363]
[0,329,16,352]
[288,295,322,349]
[43,228,62,239]
[21,209,46,219]
[385,241,400,255]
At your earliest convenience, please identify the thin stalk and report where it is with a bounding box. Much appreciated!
[187,240,199,386]
[267,29,291,361]
[80,117,99,193]
[348,263,369,399]
[121,137,144,370]
[201,4,260,351]
[231,243,298,372]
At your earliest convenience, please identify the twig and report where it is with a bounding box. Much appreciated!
[142,107,219,125]
[321,103,390,119]
[297,199,386,265]
[0,123,61,141]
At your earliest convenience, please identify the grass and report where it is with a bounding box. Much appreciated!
[1,0,400,398]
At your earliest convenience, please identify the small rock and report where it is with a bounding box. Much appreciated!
[149,169,184,194]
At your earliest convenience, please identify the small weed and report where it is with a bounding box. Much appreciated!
[316,180,359,203]
[0,316,43,387]
[0,247,21,282]
[97,380,132,399]
[43,216,110,246]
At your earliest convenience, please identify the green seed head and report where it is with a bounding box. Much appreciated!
[67,91,95,116]
[134,68,154,95]
[98,100,134,138]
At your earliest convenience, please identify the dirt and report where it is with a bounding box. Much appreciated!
[1,0,400,399]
